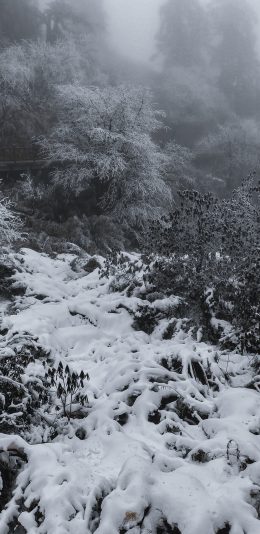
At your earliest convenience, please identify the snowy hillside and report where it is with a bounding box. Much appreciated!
[0,249,259,534]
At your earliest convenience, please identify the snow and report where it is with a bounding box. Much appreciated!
[0,248,259,533]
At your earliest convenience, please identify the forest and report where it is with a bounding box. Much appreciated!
[0,1,259,533]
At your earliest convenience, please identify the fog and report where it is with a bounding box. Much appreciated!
[1,3,260,532]
[105,0,260,64]
[39,0,260,65]
[105,0,163,63]
[2,0,260,196]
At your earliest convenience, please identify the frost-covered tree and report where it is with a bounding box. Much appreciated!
[155,0,224,146]
[43,0,108,86]
[40,84,171,226]
[0,0,42,47]
[0,195,21,248]
[155,0,260,154]
[195,119,260,192]
[164,141,195,192]
[157,0,208,69]
[146,175,260,351]
[0,39,89,146]
[45,0,106,43]
[210,0,260,116]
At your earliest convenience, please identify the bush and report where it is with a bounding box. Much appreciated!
[100,251,144,295]
[0,342,49,436]
[0,195,21,251]
[144,177,260,352]
[45,361,89,422]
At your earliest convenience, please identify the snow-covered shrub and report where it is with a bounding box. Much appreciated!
[16,174,48,209]
[145,176,260,351]
[17,202,134,255]
[45,362,89,422]
[0,39,86,146]
[0,342,49,437]
[0,195,21,297]
[228,252,260,354]
[195,119,260,192]
[165,140,195,193]
[17,208,130,256]
[0,263,17,299]
[82,215,134,254]
[0,249,259,533]
[0,196,21,250]
[100,251,144,295]
[132,304,159,334]
[83,257,101,273]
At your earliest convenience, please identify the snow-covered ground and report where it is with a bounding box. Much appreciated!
[0,249,259,534]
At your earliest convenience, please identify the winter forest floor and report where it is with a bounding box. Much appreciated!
[0,249,259,534]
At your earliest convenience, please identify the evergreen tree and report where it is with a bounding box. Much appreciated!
[157,0,209,69]
[155,0,219,146]
[210,0,260,116]
[0,0,42,47]
[195,119,260,192]
[45,0,105,43]
[0,40,85,146]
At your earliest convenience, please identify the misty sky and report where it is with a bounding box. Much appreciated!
[105,0,163,63]
[105,0,260,63]
[40,0,260,63]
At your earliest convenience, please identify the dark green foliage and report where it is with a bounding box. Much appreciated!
[84,257,101,274]
[148,410,161,425]
[145,176,260,353]
[213,250,260,353]
[45,361,89,421]
[175,398,199,425]
[127,391,141,407]
[191,449,210,463]
[160,357,183,374]
[0,260,26,300]
[75,427,87,440]
[114,412,129,426]
[0,263,15,298]
[216,524,231,534]
[0,452,25,514]
[100,252,143,294]
[156,519,181,534]
[252,354,260,375]
[132,305,158,335]
[0,345,49,436]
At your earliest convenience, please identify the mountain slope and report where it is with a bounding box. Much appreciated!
[0,249,259,534]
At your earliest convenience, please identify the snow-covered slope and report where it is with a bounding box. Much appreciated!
[0,249,259,534]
